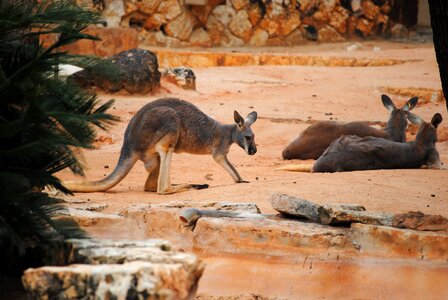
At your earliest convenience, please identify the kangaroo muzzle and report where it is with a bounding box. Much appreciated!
[248,145,257,155]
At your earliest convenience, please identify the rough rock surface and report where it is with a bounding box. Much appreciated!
[319,205,393,226]
[162,67,197,90]
[392,211,448,234]
[22,261,201,300]
[270,192,321,221]
[70,48,161,94]
[119,201,262,251]
[22,238,204,299]
[350,223,448,261]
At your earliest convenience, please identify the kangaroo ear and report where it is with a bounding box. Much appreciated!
[234,110,244,127]
[403,97,418,111]
[381,94,396,112]
[245,111,258,125]
[431,113,443,128]
[405,111,423,126]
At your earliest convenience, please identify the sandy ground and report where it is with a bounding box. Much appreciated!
[58,41,448,218]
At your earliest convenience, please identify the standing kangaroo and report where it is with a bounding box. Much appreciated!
[282,95,418,160]
[312,113,443,172]
[63,98,258,194]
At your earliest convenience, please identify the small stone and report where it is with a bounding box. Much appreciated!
[162,67,197,90]
[247,4,262,26]
[390,23,409,39]
[259,18,280,37]
[206,15,225,45]
[355,18,375,37]
[165,12,198,41]
[190,27,212,47]
[249,28,269,46]
[329,6,350,34]
[279,12,301,36]
[221,29,245,47]
[228,10,253,42]
[144,13,166,31]
[318,25,345,42]
[212,5,236,26]
[157,0,182,20]
[285,29,306,46]
[102,0,125,28]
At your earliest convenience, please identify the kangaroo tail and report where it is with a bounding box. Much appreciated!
[275,164,313,172]
[63,150,138,193]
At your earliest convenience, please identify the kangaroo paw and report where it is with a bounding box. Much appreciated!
[236,180,250,183]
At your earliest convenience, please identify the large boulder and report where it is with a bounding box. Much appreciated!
[70,48,161,94]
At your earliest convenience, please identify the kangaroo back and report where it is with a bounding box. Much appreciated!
[312,113,443,173]
[282,95,418,160]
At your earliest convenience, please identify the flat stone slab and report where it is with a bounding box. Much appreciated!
[22,261,201,300]
[318,205,393,226]
[392,211,448,234]
[193,217,356,259]
[56,208,146,240]
[350,223,448,261]
[270,192,321,221]
[119,201,262,251]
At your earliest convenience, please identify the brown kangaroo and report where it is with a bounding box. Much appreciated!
[63,98,258,194]
[282,95,418,160]
[312,113,443,172]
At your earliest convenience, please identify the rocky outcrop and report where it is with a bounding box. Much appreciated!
[270,192,321,221]
[318,205,393,226]
[22,238,204,299]
[70,48,161,94]
[119,201,261,251]
[77,0,404,48]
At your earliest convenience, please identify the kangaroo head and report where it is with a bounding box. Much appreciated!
[234,110,258,155]
[382,94,418,135]
[406,112,442,146]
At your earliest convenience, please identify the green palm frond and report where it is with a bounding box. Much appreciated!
[0,0,118,274]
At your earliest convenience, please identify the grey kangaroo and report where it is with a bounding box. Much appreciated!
[312,112,443,172]
[282,95,418,160]
[63,98,258,194]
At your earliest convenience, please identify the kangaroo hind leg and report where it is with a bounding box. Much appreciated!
[143,154,160,192]
[156,136,208,194]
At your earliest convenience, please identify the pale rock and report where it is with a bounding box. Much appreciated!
[206,15,225,45]
[190,27,212,47]
[231,0,249,11]
[351,0,361,11]
[228,10,253,42]
[268,0,286,19]
[361,0,380,20]
[23,261,203,300]
[249,28,269,46]
[329,6,350,34]
[212,5,236,26]
[392,211,448,234]
[318,25,345,42]
[165,11,198,41]
[157,0,182,20]
[136,0,161,14]
[102,0,125,28]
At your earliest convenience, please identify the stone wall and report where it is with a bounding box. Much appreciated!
[82,0,403,47]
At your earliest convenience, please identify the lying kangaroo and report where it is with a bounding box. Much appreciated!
[63,98,258,194]
[312,113,443,172]
[282,95,418,160]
